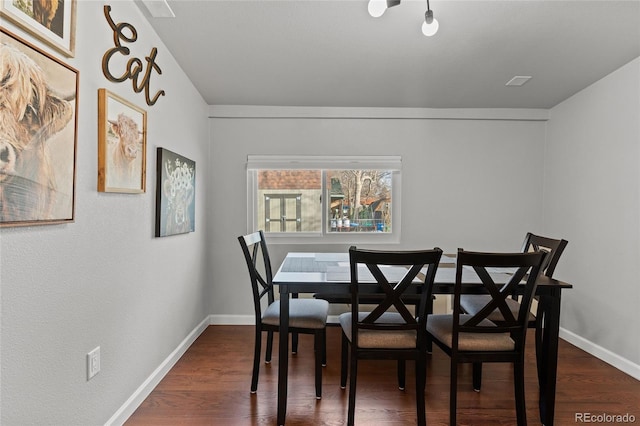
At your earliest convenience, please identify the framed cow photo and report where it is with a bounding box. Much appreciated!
[0,28,79,228]
[0,0,77,57]
[155,148,195,237]
[97,89,147,193]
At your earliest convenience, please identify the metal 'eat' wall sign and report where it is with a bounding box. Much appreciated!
[101,5,165,106]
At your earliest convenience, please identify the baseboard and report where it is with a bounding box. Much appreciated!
[559,327,640,380]
[208,314,342,325]
[209,314,254,325]
[105,316,212,426]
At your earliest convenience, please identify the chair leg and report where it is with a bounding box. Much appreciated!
[347,345,358,426]
[535,308,545,384]
[426,297,434,353]
[416,355,427,426]
[251,328,262,393]
[314,331,323,399]
[397,359,406,390]
[265,330,273,364]
[514,360,528,426]
[449,360,458,426]
[291,294,299,354]
[340,331,349,389]
[472,362,482,391]
[321,328,327,367]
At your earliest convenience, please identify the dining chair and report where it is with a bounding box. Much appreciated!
[238,230,329,398]
[339,246,443,426]
[427,249,546,426]
[459,232,568,389]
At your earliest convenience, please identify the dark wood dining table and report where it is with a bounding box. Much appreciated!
[272,252,572,426]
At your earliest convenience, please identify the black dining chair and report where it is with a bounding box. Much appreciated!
[339,246,442,426]
[427,249,546,426]
[238,230,329,398]
[459,232,568,389]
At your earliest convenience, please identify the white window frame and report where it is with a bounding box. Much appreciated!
[246,155,401,244]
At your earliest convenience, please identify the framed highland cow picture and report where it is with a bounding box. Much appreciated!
[97,89,147,193]
[155,148,196,237]
[0,0,77,57]
[0,28,79,228]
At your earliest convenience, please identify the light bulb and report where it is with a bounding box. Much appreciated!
[368,0,388,18]
[421,17,439,36]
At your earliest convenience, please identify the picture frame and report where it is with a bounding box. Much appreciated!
[97,89,147,193]
[155,148,196,237]
[0,0,77,57]
[0,28,79,228]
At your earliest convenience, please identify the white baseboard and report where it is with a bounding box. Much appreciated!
[105,316,212,426]
[559,327,640,380]
[209,314,254,325]
[208,314,343,325]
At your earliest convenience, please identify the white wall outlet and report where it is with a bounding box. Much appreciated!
[87,346,101,380]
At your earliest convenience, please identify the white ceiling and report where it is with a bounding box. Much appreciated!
[140,0,640,109]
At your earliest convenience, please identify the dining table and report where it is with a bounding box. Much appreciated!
[272,251,572,426]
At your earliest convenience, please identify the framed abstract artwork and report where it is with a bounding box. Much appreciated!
[0,0,77,57]
[97,89,147,193]
[0,28,79,227]
[155,148,196,237]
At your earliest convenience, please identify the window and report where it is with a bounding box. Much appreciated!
[247,156,401,244]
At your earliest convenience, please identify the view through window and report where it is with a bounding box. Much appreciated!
[248,156,400,239]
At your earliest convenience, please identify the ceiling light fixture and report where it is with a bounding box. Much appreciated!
[367,0,400,18]
[367,0,439,36]
[421,0,439,37]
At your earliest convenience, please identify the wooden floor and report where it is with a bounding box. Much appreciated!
[126,325,639,425]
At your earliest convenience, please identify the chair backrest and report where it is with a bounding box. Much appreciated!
[238,230,275,323]
[349,246,443,349]
[521,232,568,278]
[452,249,546,349]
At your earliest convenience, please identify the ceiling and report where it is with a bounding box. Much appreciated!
[140,0,640,109]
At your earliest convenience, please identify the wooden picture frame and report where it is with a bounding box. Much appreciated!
[97,89,147,193]
[0,28,79,227]
[155,148,196,237]
[0,0,77,57]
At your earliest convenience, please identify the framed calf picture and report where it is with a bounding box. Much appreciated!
[155,148,195,237]
[97,89,147,193]
[0,0,77,57]
[0,28,79,227]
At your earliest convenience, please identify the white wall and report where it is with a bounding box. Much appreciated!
[209,109,547,318]
[545,57,640,372]
[0,1,210,424]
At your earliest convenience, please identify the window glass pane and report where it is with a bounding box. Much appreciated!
[327,170,392,233]
[257,170,321,233]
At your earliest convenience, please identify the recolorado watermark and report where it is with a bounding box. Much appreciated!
[575,413,636,423]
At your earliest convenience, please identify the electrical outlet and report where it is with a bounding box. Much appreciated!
[87,346,100,380]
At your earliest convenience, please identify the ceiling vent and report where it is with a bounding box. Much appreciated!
[141,0,175,18]
[505,76,532,87]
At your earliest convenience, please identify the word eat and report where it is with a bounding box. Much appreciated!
[102,5,165,106]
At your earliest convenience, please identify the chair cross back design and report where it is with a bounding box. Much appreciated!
[463,264,530,326]
[340,246,443,426]
[356,262,425,328]
[242,231,275,307]
[521,232,568,278]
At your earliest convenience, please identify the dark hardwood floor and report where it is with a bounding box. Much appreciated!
[126,325,639,425]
